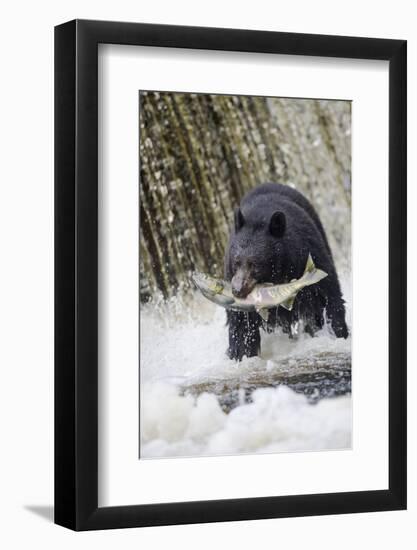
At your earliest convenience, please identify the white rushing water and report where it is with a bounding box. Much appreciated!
[140,278,352,459]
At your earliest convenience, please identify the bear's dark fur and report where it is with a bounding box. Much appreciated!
[224,183,348,361]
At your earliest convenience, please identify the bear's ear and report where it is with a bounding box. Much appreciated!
[269,211,286,238]
[234,207,245,232]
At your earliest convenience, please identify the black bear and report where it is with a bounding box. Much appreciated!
[224,182,348,361]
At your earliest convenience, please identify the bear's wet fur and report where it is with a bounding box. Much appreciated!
[224,183,348,361]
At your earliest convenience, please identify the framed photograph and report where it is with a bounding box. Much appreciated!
[55,19,406,530]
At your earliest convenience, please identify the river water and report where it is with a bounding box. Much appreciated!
[140,277,351,459]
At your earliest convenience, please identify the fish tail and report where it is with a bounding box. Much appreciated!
[299,253,328,286]
[303,253,315,275]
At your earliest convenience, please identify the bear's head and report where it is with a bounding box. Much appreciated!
[228,207,287,298]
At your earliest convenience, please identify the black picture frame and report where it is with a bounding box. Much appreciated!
[55,19,407,531]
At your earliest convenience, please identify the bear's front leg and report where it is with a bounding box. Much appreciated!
[327,299,349,339]
[320,277,349,339]
[227,310,261,361]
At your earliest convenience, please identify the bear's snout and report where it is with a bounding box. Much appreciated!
[231,269,256,298]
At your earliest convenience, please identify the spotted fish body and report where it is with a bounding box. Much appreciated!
[192,254,327,319]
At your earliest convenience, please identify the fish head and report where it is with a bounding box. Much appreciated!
[192,272,224,296]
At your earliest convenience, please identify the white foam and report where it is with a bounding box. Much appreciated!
[141,383,351,458]
[140,276,352,459]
